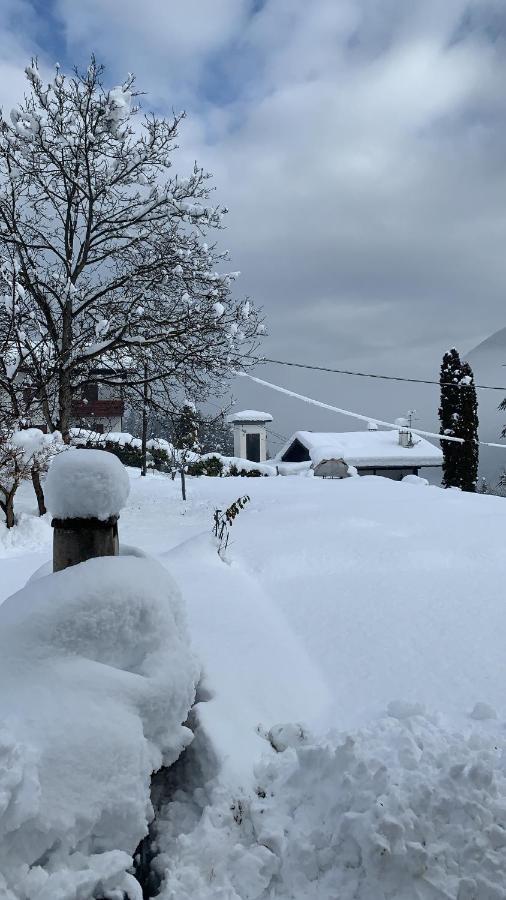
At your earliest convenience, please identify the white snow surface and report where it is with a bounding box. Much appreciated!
[226,409,273,423]
[45,448,130,520]
[4,472,506,898]
[155,712,506,900]
[278,428,443,467]
[0,554,198,900]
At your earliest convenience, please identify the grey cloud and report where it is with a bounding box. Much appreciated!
[3,0,506,459]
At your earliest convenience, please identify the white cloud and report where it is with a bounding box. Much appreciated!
[54,0,252,103]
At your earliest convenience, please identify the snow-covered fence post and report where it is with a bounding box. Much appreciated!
[45,449,130,572]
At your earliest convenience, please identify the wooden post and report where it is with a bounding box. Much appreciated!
[45,448,129,573]
[52,515,119,572]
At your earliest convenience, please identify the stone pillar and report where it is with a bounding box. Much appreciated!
[52,515,119,572]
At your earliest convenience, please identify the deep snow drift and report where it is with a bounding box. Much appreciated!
[0,554,198,900]
[155,711,506,899]
[3,471,506,898]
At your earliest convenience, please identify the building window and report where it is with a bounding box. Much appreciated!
[83,383,99,402]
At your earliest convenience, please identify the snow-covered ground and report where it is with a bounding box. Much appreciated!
[2,471,506,898]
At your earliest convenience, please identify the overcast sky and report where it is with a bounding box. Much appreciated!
[2,0,506,448]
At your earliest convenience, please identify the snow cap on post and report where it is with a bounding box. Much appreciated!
[45,449,130,521]
[46,450,130,573]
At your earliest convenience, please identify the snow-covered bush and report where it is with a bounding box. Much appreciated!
[23,428,65,516]
[0,427,63,527]
[188,455,224,477]
[228,462,268,477]
[0,555,199,899]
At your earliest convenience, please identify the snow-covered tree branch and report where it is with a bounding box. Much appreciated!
[0,58,264,441]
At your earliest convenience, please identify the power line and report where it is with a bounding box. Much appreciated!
[266,426,289,443]
[240,371,506,450]
[252,356,506,393]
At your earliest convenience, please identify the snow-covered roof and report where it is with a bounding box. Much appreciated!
[278,430,443,468]
[226,409,273,424]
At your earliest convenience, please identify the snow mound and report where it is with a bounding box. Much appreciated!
[470,702,497,721]
[0,511,51,556]
[402,473,429,486]
[45,448,130,520]
[0,555,198,899]
[154,711,506,899]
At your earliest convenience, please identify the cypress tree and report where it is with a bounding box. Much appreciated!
[439,349,479,491]
[458,362,479,492]
[439,349,463,489]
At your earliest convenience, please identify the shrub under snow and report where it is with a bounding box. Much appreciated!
[0,555,199,900]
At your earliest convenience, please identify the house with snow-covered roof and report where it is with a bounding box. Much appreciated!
[277,422,443,480]
[71,368,125,434]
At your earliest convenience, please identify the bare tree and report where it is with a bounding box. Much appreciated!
[0,424,61,527]
[0,430,27,528]
[0,58,263,441]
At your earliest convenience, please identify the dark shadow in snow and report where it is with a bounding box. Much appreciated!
[134,677,219,899]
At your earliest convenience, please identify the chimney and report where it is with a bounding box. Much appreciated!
[395,417,410,447]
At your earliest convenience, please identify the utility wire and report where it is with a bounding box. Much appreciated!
[240,371,506,450]
[266,426,289,443]
[252,356,506,393]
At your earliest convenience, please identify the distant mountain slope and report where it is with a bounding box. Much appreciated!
[466,327,506,482]
[466,327,506,378]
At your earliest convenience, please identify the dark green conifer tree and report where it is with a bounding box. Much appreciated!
[439,349,479,491]
[458,362,479,492]
[439,349,463,489]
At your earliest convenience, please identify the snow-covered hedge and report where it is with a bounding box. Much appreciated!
[70,428,185,471]
[188,454,277,477]
[70,432,277,478]
[199,454,276,477]
[0,555,199,899]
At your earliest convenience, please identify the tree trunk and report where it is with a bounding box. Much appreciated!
[141,364,148,477]
[58,300,73,443]
[1,490,16,529]
[180,468,186,501]
[31,466,46,516]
